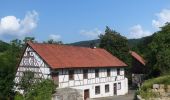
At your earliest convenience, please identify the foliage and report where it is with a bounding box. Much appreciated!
[99,26,131,70]
[20,71,35,94]
[43,39,63,44]
[0,40,10,52]
[137,89,157,100]
[25,79,56,100]
[146,23,170,77]
[138,75,170,99]
[15,79,56,100]
[0,37,36,99]
[17,70,56,100]
[0,41,21,99]
[141,75,170,91]
[23,37,36,44]
[14,92,24,100]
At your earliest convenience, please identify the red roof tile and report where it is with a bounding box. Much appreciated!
[28,42,127,69]
[130,51,145,65]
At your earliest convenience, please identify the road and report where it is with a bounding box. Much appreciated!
[91,90,135,100]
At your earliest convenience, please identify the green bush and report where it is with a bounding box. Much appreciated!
[139,75,170,99]
[141,75,170,91]
[25,79,56,100]
[14,92,24,100]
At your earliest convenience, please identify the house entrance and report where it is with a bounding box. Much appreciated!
[113,83,117,95]
[84,89,89,100]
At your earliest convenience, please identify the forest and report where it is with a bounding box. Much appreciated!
[1,23,170,99]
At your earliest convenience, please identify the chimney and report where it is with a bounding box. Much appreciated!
[90,43,96,49]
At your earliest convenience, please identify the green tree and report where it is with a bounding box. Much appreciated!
[0,38,23,99]
[17,70,56,100]
[0,40,10,52]
[99,26,130,65]
[23,37,36,44]
[20,71,35,94]
[147,23,170,77]
[0,49,18,99]
[25,79,56,100]
[43,39,63,44]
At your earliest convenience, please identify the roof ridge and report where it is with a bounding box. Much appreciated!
[27,42,103,50]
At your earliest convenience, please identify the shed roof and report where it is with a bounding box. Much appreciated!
[130,51,145,65]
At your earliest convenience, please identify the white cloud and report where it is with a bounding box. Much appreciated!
[80,28,103,38]
[128,24,152,39]
[0,10,38,37]
[49,34,61,41]
[152,9,170,29]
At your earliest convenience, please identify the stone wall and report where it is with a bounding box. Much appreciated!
[152,84,170,97]
[52,88,83,100]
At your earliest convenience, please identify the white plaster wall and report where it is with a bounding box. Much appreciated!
[58,68,125,88]
[116,78,128,95]
[71,78,128,98]
[57,68,128,99]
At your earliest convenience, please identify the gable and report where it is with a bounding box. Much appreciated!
[15,45,51,84]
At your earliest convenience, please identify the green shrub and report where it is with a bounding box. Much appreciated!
[141,75,170,91]
[14,92,24,100]
[25,79,56,100]
[138,89,157,100]
[139,75,170,99]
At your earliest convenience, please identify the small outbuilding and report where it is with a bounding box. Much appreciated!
[130,51,146,87]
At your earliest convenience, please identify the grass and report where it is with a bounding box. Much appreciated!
[138,75,170,99]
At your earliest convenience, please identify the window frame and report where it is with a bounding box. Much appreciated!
[95,69,99,78]
[83,69,88,79]
[95,86,100,95]
[117,82,121,90]
[117,68,120,75]
[69,70,74,80]
[107,68,110,77]
[105,84,110,93]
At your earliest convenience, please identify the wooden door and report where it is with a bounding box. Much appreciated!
[113,83,117,95]
[84,89,89,100]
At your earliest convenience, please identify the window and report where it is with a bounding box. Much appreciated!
[117,82,121,90]
[69,70,74,80]
[95,69,99,78]
[52,72,58,77]
[107,69,110,77]
[105,84,110,93]
[83,69,88,79]
[52,72,59,85]
[27,51,30,56]
[95,86,100,94]
[117,68,120,75]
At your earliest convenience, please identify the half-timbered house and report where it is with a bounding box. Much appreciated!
[15,42,128,99]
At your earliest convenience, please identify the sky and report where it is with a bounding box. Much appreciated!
[0,0,170,43]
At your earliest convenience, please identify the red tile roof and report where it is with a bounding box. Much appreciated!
[130,51,145,65]
[27,42,127,69]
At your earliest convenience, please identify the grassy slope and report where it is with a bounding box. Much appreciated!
[139,75,170,99]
